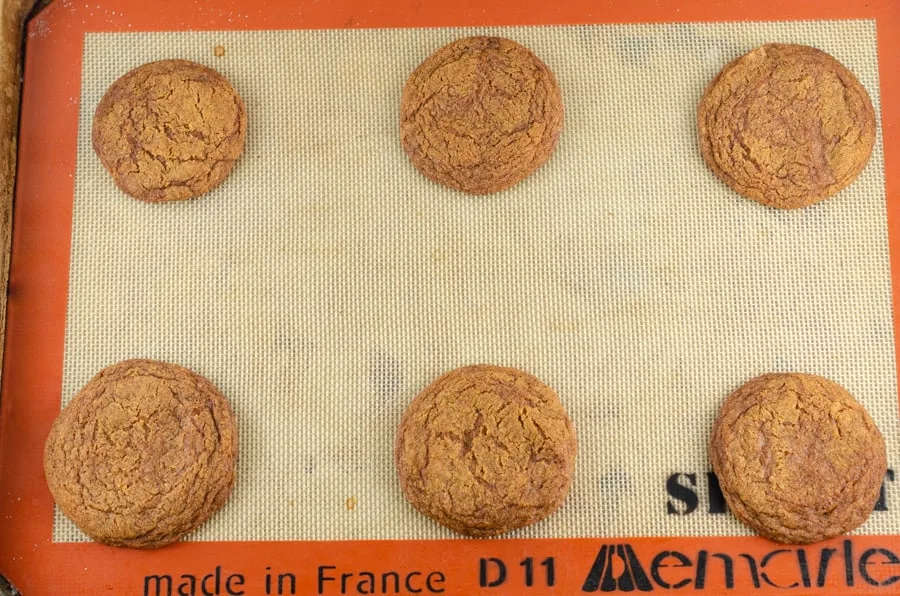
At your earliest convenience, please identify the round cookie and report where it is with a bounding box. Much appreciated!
[400,36,564,195]
[92,59,247,202]
[43,359,238,549]
[698,43,876,209]
[395,365,577,536]
[709,373,886,544]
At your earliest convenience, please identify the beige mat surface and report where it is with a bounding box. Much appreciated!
[56,19,898,541]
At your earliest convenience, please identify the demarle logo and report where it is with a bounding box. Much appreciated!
[581,541,900,592]
[582,545,653,592]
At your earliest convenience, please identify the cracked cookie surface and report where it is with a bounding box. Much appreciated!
[400,36,564,195]
[709,373,886,544]
[698,43,876,209]
[395,365,577,536]
[43,359,238,549]
[92,59,247,202]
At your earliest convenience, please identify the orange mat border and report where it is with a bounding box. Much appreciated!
[1,0,899,593]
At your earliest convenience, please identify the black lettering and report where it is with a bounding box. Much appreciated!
[650,551,692,589]
[276,572,294,595]
[226,574,245,596]
[666,473,698,514]
[541,557,555,587]
[710,554,734,589]
[738,554,761,589]
[706,472,727,514]
[875,469,895,511]
[620,545,654,591]
[583,544,613,592]
[145,575,173,596]
[695,551,708,589]
[341,573,353,593]
[814,547,838,587]
[479,558,507,587]
[611,546,633,591]
[581,545,609,592]
[694,551,739,590]
[859,548,900,587]
[796,549,811,588]
[178,576,196,596]
[317,566,336,595]
[844,540,855,587]
[405,571,423,593]
[201,566,221,596]
[520,558,533,587]
[381,571,400,593]
[357,572,375,594]
[582,544,652,592]
[265,567,272,595]
[425,571,445,593]
[761,549,799,588]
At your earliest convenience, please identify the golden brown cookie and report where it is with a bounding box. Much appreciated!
[92,59,247,202]
[43,359,238,549]
[710,373,886,544]
[395,365,577,536]
[400,36,564,195]
[698,44,876,209]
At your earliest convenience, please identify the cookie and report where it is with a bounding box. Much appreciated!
[698,44,876,209]
[92,59,247,202]
[709,373,886,544]
[395,365,577,536]
[400,36,564,195]
[43,359,238,549]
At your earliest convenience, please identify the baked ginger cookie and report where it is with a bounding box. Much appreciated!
[44,359,238,549]
[395,365,577,536]
[698,44,876,209]
[710,373,886,544]
[92,59,247,202]
[400,36,564,195]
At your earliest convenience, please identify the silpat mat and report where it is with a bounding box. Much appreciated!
[56,19,897,543]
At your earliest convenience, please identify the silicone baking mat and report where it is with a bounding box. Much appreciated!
[58,21,898,543]
[3,1,900,594]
